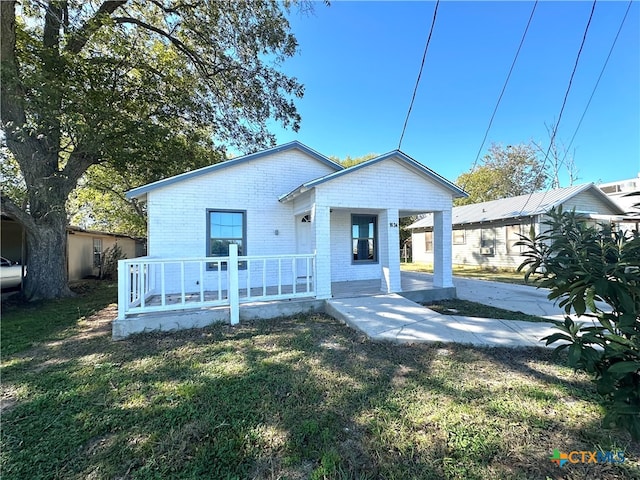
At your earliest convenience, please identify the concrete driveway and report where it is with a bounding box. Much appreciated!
[402,271,608,320]
[452,276,565,319]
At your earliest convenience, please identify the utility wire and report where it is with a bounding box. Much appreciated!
[462,1,538,189]
[559,0,633,171]
[398,0,440,151]
[519,0,597,216]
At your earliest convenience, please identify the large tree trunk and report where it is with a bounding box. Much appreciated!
[1,0,75,300]
[23,209,73,300]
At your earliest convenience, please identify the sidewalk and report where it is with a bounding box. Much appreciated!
[325,293,564,348]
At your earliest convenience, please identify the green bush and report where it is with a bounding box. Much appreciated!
[99,244,126,280]
[517,207,640,439]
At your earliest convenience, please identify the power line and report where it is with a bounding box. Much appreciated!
[559,0,633,170]
[398,0,440,151]
[462,1,538,188]
[519,0,597,216]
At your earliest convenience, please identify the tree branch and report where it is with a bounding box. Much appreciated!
[63,149,100,193]
[111,16,210,76]
[65,0,128,54]
[1,194,36,232]
[0,1,27,128]
[148,0,198,15]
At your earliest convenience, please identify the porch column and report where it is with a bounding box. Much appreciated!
[379,208,401,293]
[313,204,332,299]
[433,209,454,288]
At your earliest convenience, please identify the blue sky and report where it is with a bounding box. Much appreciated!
[266,0,639,186]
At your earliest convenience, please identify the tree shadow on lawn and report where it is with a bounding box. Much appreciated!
[1,310,638,480]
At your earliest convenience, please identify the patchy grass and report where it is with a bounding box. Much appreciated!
[402,263,532,285]
[1,286,638,479]
[1,280,117,356]
[425,299,550,323]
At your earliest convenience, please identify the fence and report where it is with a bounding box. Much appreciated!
[117,245,316,324]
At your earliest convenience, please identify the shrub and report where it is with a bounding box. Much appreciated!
[99,244,126,280]
[517,207,640,439]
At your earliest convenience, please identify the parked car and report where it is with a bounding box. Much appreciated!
[1,257,24,289]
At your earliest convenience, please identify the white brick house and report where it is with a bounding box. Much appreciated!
[115,141,465,336]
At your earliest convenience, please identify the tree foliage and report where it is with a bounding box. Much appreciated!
[1,0,309,300]
[330,153,378,168]
[456,143,549,206]
[517,208,640,439]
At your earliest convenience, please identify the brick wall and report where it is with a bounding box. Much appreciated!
[147,150,337,292]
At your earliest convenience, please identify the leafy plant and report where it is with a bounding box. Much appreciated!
[517,207,640,439]
[99,244,126,280]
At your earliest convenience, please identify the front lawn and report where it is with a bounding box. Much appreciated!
[425,299,550,323]
[402,262,531,285]
[1,286,638,479]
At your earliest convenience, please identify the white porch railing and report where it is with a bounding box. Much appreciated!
[117,245,316,324]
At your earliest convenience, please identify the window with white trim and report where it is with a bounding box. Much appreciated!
[93,238,102,268]
[453,229,466,245]
[424,231,433,252]
[506,224,529,254]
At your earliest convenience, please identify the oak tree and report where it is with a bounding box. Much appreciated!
[1,0,307,300]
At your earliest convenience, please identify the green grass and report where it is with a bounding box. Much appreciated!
[1,285,638,479]
[1,281,117,356]
[402,262,533,285]
[425,299,550,323]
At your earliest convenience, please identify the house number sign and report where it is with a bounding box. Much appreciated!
[389,222,398,227]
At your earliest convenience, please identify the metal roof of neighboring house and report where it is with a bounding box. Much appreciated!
[407,183,626,229]
[66,225,145,241]
[1,215,145,241]
[125,141,343,200]
[279,150,467,202]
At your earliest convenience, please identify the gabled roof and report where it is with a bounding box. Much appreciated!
[126,141,343,200]
[407,183,626,229]
[279,150,467,202]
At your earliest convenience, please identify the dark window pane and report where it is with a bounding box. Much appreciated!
[351,214,377,262]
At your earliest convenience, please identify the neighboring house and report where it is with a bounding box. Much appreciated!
[0,216,145,281]
[115,141,466,336]
[599,175,640,232]
[66,226,145,280]
[408,183,626,269]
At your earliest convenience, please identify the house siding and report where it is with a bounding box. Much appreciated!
[68,232,138,280]
[561,190,616,214]
[412,220,539,269]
